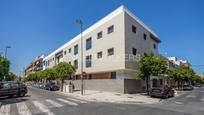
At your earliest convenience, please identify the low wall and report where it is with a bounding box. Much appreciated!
[65,79,124,93]
[124,79,146,94]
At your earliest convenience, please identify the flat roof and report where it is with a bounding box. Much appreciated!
[44,5,160,60]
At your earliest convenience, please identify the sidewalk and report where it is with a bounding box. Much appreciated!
[57,90,163,104]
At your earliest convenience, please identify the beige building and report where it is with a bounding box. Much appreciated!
[43,6,160,93]
[25,55,44,76]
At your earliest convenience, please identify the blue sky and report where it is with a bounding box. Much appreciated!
[0,0,204,75]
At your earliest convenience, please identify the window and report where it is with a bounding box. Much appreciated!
[68,61,71,64]
[2,83,10,89]
[160,79,163,86]
[144,34,147,40]
[86,55,92,68]
[86,37,92,50]
[74,44,78,55]
[107,48,114,56]
[107,25,114,34]
[132,48,137,55]
[64,50,67,55]
[88,74,92,80]
[132,25,136,33]
[10,83,18,88]
[97,31,103,39]
[153,44,157,49]
[97,51,102,59]
[69,48,71,53]
[53,58,54,61]
[110,72,116,79]
[74,60,78,69]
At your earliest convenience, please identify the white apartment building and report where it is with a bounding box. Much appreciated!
[168,56,190,68]
[43,5,160,93]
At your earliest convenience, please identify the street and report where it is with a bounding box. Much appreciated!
[0,87,204,115]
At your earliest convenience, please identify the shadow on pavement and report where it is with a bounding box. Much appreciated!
[0,95,30,105]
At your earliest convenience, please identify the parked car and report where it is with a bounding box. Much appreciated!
[149,85,174,99]
[183,85,194,90]
[44,82,60,91]
[195,84,202,87]
[0,81,27,98]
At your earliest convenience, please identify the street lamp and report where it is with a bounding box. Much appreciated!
[5,46,11,58]
[3,45,11,81]
[76,19,84,95]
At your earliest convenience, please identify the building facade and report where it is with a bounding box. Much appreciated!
[25,55,44,76]
[43,6,160,93]
[168,57,191,68]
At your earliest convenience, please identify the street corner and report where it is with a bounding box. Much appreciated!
[55,90,163,105]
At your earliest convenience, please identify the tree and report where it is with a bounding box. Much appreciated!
[54,62,75,91]
[137,54,167,93]
[0,56,10,81]
[6,72,17,81]
[168,67,195,88]
[44,68,57,81]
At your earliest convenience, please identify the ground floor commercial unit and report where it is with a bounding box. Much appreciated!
[65,70,146,94]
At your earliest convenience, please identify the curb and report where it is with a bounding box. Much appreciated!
[160,90,192,104]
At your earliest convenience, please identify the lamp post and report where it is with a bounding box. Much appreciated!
[5,46,11,58]
[76,19,84,95]
[3,46,11,81]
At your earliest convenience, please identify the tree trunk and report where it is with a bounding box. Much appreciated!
[61,79,64,92]
[146,76,149,94]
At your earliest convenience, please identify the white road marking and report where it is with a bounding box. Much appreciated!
[16,102,32,115]
[174,101,183,105]
[57,98,78,106]
[186,94,196,98]
[32,101,55,115]
[45,99,63,108]
[201,98,204,102]
[0,104,10,115]
[66,97,87,103]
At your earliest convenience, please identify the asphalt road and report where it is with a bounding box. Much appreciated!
[0,86,204,115]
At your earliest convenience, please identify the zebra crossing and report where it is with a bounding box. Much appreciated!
[0,97,87,115]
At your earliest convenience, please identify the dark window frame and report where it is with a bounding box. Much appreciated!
[107,48,114,56]
[86,55,92,68]
[153,44,157,49]
[86,37,92,50]
[74,44,78,55]
[97,51,103,59]
[97,31,103,39]
[107,25,114,34]
[74,59,78,69]
[69,48,71,53]
[64,50,67,55]
[144,34,147,40]
[132,48,137,55]
[132,25,136,33]
[110,72,116,79]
